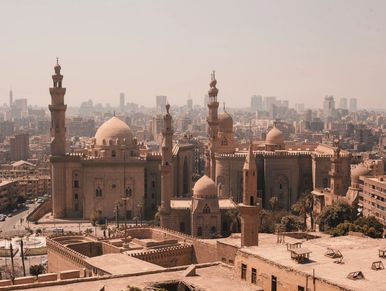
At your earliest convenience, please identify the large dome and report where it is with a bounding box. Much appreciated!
[218,111,233,133]
[351,163,370,184]
[193,175,217,198]
[266,124,284,145]
[94,116,132,146]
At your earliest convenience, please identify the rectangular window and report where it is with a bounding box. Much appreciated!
[251,268,256,284]
[271,275,277,291]
[298,286,305,291]
[73,180,79,188]
[241,264,247,280]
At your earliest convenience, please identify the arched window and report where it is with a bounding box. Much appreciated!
[96,186,102,197]
[203,204,211,214]
[197,226,202,236]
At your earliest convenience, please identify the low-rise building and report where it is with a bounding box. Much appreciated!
[362,175,386,226]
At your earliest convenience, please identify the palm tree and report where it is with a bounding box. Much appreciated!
[269,196,279,218]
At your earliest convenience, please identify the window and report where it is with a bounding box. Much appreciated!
[125,187,132,197]
[96,187,102,197]
[151,181,155,188]
[111,150,116,157]
[203,204,211,214]
[241,264,247,280]
[271,275,277,291]
[74,194,78,200]
[73,180,80,188]
[251,268,256,284]
[250,196,254,206]
[179,222,185,232]
[112,184,116,189]
[298,286,305,291]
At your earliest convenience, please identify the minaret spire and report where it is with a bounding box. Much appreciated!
[49,58,67,156]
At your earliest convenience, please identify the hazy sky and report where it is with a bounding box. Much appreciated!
[1,0,386,109]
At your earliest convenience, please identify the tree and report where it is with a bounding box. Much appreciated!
[153,211,160,226]
[280,215,302,232]
[225,208,241,233]
[269,196,279,218]
[30,264,44,276]
[317,200,355,231]
[291,192,314,229]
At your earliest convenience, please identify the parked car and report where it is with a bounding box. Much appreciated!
[52,227,64,234]
[0,215,6,221]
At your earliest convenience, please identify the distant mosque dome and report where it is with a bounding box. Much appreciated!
[193,175,217,198]
[266,124,284,145]
[94,116,132,146]
[351,163,370,184]
[218,111,233,133]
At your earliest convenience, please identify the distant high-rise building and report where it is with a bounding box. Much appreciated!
[281,100,289,109]
[349,98,357,112]
[339,97,348,110]
[264,96,276,112]
[156,95,167,113]
[295,103,305,112]
[187,98,193,110]
[250,95,262,112]
[323,96,335,119]
[9,89,13,107]
[10,133,29,161]
[119,92,125,112]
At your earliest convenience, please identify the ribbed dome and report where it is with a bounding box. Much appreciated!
[95,117,132,146]
[218,111,233,132]
[193,175,217,198]
[266,125,284,145]
[351,163,370,184]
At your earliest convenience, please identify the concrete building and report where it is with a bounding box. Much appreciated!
[250,95,262,112]
[362,175,386,227]
[9,133,29,161]
[338,97,348,110]
[349,97,358,112]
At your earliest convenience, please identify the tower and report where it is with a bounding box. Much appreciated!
[9,88,13,107]
[206,71,219,179]
[329,139,344,196]
[159,104,174,228]
[238,140,260,247]
[49,58,67,156]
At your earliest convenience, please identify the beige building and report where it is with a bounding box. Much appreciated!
[49,61,193,221]
[0,180,18,212]
[362,175,386,227]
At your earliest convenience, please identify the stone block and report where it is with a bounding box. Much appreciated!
[0,279,12,287]
[60,269,80,280]
[38,273,58,283]
[13,275,35,285]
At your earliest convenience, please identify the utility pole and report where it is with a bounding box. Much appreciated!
[20,240,26,276]
[10,243,15,282]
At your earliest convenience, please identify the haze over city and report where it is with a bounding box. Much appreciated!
[1,0,386,108]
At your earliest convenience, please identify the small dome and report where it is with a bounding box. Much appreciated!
[193,175,217,198]
[351,163,370,184]
[218,111,233,132]
[95,116,132,146]
[266,124,284,145]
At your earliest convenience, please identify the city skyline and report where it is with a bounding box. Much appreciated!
[1,0,386,109]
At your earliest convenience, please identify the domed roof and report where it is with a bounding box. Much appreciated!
[266,124,284,145]
[94,116,132,146]
[218,111,233,132]
[193,175,217,198]
[351,163,370,183]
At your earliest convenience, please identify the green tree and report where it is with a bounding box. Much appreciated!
[153,210,160,226]
[280,215,302,232]
[225,208,241,233]
[317,200,355,231]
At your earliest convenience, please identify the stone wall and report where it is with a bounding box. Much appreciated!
[27,198,52,222]
[216,241,238,265]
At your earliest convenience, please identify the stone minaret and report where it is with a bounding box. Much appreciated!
[49,58,67,156]
[160,104,174,228]
[49,59,68,218]
[329,139,344,196]
[206,71,219,179]
[238,141,260,247]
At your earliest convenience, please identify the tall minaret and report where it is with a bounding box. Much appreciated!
[329,138,344,196]
[49,58,67,156]
[9,88,13,107]
[160,104,174,228]
[206,71,219,179]
[238,140,261,247]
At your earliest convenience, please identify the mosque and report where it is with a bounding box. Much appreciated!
[50,61,353,238]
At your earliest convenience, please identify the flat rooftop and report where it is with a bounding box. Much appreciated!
[84,253,164,275]
[239,233,386,291]
[24,264,261,291]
